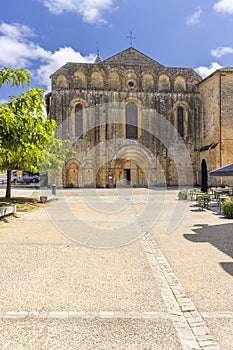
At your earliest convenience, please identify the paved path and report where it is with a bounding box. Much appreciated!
[0,188,232,349]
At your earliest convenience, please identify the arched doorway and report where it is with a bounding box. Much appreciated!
[112,159,145,187]
[110,145,158,187]
[201,159,208,192]
[79,160,96,187]
[66,161,79,187]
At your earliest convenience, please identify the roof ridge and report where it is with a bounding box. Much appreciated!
[102,47,164,67]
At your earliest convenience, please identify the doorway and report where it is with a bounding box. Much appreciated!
[66,161,79,187]
[125,169,131,184]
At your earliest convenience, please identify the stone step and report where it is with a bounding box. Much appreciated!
[0,206,16,218]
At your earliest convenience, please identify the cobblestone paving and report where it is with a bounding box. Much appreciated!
[0,188,232,349]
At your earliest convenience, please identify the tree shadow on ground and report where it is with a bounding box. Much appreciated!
[220,262,233,276]
[184,223,233,276]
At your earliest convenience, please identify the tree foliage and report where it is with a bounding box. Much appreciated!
[0,68,30,89]
[0,88,56,172]
[41,138,75,171]
[0,68,56,198]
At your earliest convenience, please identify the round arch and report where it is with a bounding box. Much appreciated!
[158,73,171,92]
[79,159,97,188]
[110,143,159,187]
[108,69,121,90]
[65,159,80,187]
[174,74,187,92]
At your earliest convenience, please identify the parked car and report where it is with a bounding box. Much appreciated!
[11,171,39,184]
[23,172,39,184]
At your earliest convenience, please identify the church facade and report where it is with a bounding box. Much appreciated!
[46,47,233,188]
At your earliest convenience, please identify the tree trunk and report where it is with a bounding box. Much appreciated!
[5,170,12,199]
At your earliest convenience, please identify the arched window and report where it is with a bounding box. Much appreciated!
[126,103,138,139]
[177,106,184,138]
[75,104,83,138]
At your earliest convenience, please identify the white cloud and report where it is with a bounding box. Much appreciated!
[42,0,116,24]
[195,62,222,78]
[0,22,95,91]
[186,6,202,25]
[0,22,35,39]
[214,0,233,14]
[0,23,48,67]
[37,47,95,89]
[211,46,233,58]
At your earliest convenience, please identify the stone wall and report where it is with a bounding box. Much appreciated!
[198,69,233,186]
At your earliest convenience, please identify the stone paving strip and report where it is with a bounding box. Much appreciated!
[201,312,233,319]
[141,232,221,350]
[1,310,232,320]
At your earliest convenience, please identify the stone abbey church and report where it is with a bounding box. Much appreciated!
[46,47,233,188]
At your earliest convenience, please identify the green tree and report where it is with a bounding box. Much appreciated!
[40,137,75,185]
[0,68,56,199]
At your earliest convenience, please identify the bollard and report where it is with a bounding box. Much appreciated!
[51,184,56,195]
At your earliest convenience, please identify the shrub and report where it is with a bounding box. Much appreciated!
[222,199,233,218]
[197,194,211,209]
[178,190,188,200]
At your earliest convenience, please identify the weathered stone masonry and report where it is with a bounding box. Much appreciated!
[47,47,233,187]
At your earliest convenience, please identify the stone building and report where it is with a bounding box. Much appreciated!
[198,67,233,186]
[46,47,233,188]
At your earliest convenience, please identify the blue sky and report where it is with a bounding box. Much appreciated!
[1,0,233,101]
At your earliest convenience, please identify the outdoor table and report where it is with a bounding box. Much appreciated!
[213,188,233,199]
[222,188,233,196]
[190,189,201,201]
[213,188,225,199]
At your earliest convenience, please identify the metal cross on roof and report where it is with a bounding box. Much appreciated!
[96,41,100,56]
[127,31,135,47]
